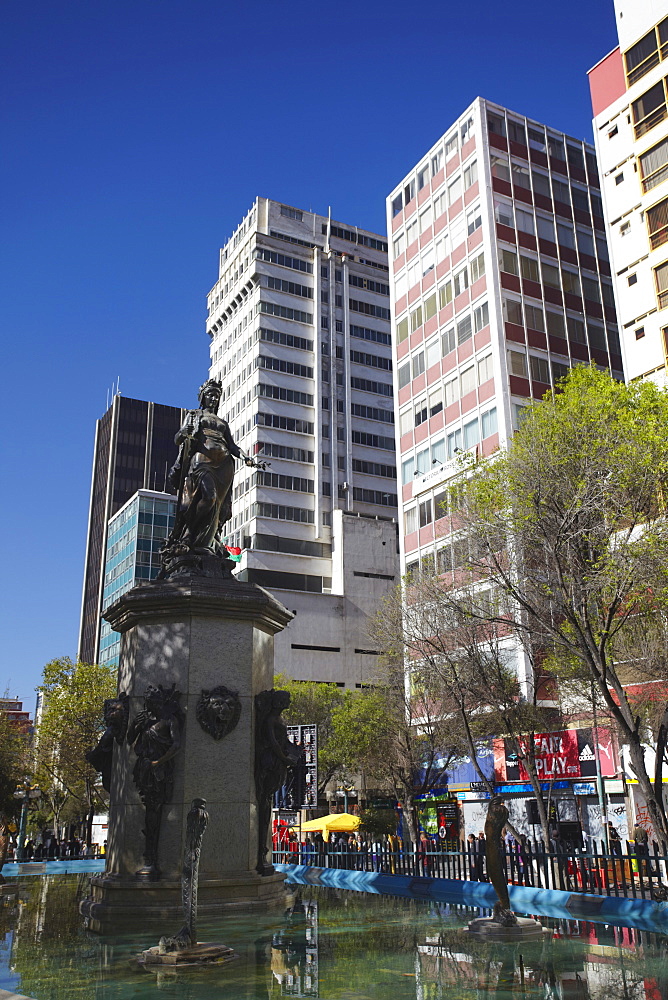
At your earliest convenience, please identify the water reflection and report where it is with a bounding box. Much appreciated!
[1,876,668,1000]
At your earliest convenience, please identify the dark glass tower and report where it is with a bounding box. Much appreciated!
[78,395,185,665]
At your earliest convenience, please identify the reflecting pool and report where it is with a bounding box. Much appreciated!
[2,874,668,1000]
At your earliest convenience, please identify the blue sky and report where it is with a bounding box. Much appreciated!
[0,0,618,709]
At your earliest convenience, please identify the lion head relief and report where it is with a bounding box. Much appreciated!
[196,685,242,740]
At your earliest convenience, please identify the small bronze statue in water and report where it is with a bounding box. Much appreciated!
[484,795,518,926]
[160,378,266,579]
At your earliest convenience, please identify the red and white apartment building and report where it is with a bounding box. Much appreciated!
[588,0,668,387]
[386,98,626,839]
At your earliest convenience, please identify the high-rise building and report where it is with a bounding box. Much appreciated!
[588,0,668,385]
[78,395,185,666]
[98,490,177,668]
[206,197,400,687]
[386,97,620,696]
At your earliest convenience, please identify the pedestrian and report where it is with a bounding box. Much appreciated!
[467,833,479,879]
[607,822,622,856]
[632,819,655,877]
[476,832,486,880]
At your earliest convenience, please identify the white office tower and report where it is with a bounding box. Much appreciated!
[387,97,620,697]
[206,197,399,688]
[589,0,668,384]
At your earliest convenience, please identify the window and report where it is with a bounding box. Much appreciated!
[557,222,575,249]
[464,418,480,449]
[495,200,514,227]
[470,251,485,282]
[402,456,415,484]
[412,350,425,378]
[457,314,472,345]
[474,301,489,331]
[478,352,493,383]
[426,336,440,367]
[540,260,561,289]
[431,438,446,464]
[577,228,595,255]
[419,499,433,527]
[404,179,416,204]
[608,124,618,139]
[551,360,570,381]
[561,269,581,296]
[433,191,447,220]
[442,325,456,356]
[464,159,478,188]
[528,127,546,152]
[280,205,303,221]
[454,265,469,296]
[508,120,526,145]
[639,137,668,192]
[628,273,638,286]
[532,171,551,198]
[587,321,606,349]
[424,293,437,322]
[530,355,550,383]
[419,205,433,233]
[467,205,482,235]
[414,397,428,426]
[520,255,539,282]
[567,316,586,343]
[481,407,497,438]
[546,311,565,337]
[537,216,555,242]
[625,26,660,86]
[439,280,453,308]
[431,148,443,175]
[448,176,462,205]
[393,233,406,258]
[632,81,667,138]
[548,135,566,162]
[406,218,418,245]
[461,116,474,142]
[505,298,523,325]
[417,164,429,190]
[655,261,668,308]
[445,133,458,159]
[461,365,476,395]
[552,178,571,205]
[488,113,506,137]
[405,507,417,534]
[398,361,411,389]
[410,304,423,332]
[445,375,460,406]
[397,317,409,343]
[392,193,403,218]
[647,198,668,249]
[491,155,510,181]
[499,248,518,274]
[620,220,631,236]
[515,208,535,235]
[615,172,624,185]
[582,277,601,303]
[525,303,544,331]
[429,387,443,416]
[512,162,531,190]
[567,144,585,170]
[636,326,646,340]
[508,350,528,377]
[447,428,463,458]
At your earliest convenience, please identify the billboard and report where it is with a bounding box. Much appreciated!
[494,727,616,783]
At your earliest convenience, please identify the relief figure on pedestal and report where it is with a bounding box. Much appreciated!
[86,692,129,793]
[196,685,241,741]
[254,689,305,875]
[127,684,184,880]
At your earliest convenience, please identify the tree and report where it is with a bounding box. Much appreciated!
[35,657,116,845]
[371,576,558,845]
[273,674,347,795]
[0,711,31,873]
[327,655,466,846]
[454,366,668,841]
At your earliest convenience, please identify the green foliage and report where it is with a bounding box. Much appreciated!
[358,806,397,837]
[0,711,31,824]
[35,657,116,824]
[274,674,348,792]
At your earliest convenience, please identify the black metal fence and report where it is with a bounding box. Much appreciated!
[273,838,668,899]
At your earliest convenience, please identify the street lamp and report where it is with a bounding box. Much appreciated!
[13,778,41,861]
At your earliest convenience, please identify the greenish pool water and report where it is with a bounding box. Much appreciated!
[1,874,667,999]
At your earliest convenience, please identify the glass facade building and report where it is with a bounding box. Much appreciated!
[98,490,176,668]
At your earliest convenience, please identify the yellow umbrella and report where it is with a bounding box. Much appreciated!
[291,812,360,841]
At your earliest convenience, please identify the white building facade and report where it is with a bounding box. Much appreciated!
[206,197,399,688]
[589,0,668,384]
[386,97,622,696]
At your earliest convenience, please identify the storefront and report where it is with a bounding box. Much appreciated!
[492,726,622,845]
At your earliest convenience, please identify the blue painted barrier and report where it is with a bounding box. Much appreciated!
[1,860,106,877]
[275,863,668,934]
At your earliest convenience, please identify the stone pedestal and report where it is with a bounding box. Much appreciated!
[81,575,293,933]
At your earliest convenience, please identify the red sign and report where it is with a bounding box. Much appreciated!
[494,727,616,782]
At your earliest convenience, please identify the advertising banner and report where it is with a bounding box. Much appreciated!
[494,727,615,783]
